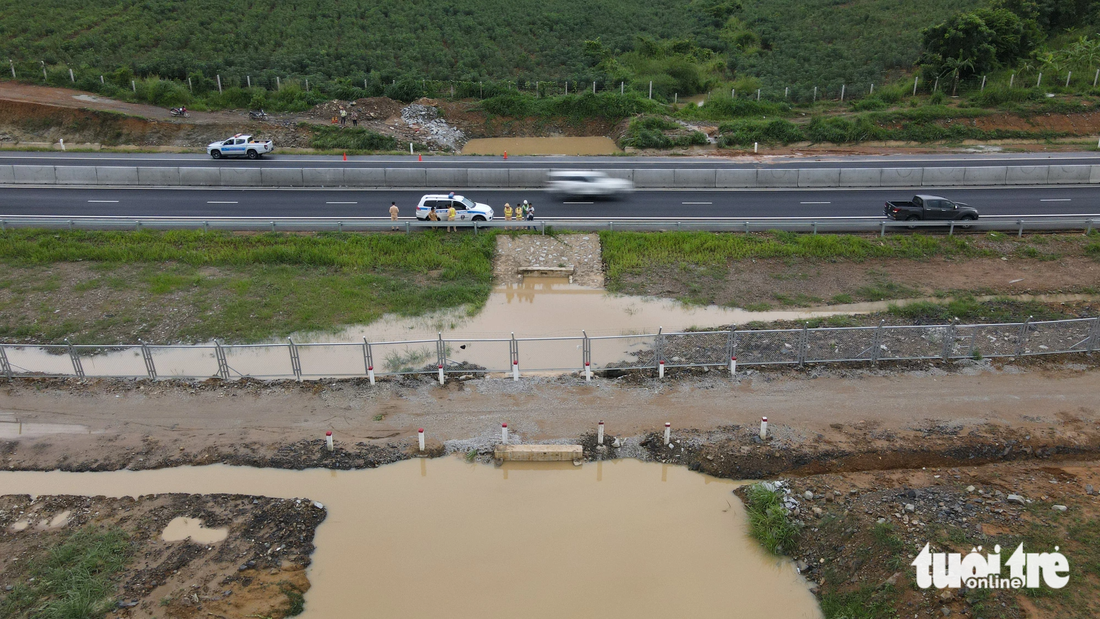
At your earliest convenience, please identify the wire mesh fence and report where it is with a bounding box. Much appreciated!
[1,317,1096,382]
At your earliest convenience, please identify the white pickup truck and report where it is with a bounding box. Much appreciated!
[207,134,274,159]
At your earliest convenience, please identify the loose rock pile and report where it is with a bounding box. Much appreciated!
[400,102,466,151]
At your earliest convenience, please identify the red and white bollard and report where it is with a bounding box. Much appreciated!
[438,364,445,385]
[597,421,604,445]
[418,428,425,452]
[730,356,737,376]
[512,360,519,381]
[664,422,671,445]
[760,417,768,440]
[501,423,509,444]
[325,431,334,452]
[585,362,592,382]
[658,359,665,379]
[367,365,375,385]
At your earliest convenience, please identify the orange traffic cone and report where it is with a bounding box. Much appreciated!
[418,154,422,162]
[503,151,508,160]
[343,152,347,161]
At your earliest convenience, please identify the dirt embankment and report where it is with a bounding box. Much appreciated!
[0,493,324,619]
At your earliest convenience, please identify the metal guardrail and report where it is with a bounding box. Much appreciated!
[0,215,1096,235]
[2,318,1097,382]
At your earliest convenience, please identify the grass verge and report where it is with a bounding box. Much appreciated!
[0,230,496,344]
[0,526,131,619]
[743,482,801,555]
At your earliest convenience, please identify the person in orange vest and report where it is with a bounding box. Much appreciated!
[447,203,457,232]
[503,203,513,229]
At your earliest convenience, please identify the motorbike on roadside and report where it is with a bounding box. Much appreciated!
[248,109,268,121]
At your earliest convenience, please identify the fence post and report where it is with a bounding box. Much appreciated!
[1066,72,1072,88]
[797,324,809,366]
[8,60,14,79]
[188,77,192,91]
[217,74,222,93]
[981,75,986,91]
[880,221,886,237]
[757,88,760,101]
[1089,317,1100,353]
[288,337,302,381]
[949,220,955,236]
[363,337,375,383]
[649,81,652,99]
[1036,72,1042,87]
[139,339,157,379]
[582,330,592,381]
[69,68,74,82]
[840,84,845,101]
[813,86,817,101]
[436,332,446,385]
[933,77,939,92]
[726,329,737,374]
[870,83,874,95]
[65,339,85,379]
[871,320,884,364]
[784,86,788,98]
[1010,73,1015,88]
[214,340,230,380]
[655,327,664,377]
[1087,218,1094,236]
[1015,316,1033,358]
[0,344,11,380]
[913,76,919,96]
[247,75,251,88]
[1094,69,1099,87]
[510,333,519,381]
[1017,219,1024,238]
[942,322,956,361]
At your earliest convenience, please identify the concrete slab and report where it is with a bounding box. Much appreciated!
[839,168,880,187]
[632,169,675,188]
[1006,166,1049,185]
[715,169,757,188]
[879,168,924,187]
[12,165,57,184]
[424,168,467,189]
[0,165,13,184]
[220,168,263,187]
[344,167,387,187]
[467,169,508,187]
[260,168,304,187]
[518,266,575,277]
[94,166,139,185]
[179,167,222,186]
[493,444,583,462]
[385,167,428,187]
[137,167,180,186]
[921,167,966,186]
[1047,165,1090,184]
[961,166,1007,186]
[796,168,841,188]
[302,168,344,187]
[602,169,634,182]
[757,168,798,187]
[55,166,99,185]
[508,168,548,188]
[674,168,716,188]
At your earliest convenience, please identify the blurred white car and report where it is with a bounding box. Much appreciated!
[546,170,633,200]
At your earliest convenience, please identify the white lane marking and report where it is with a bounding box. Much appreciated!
[87,200,119,203]
[682,201,713,205]
[326,201,358,204]
[800,201,831,204]
[1040,199,1071,202]
[207,201,238,204]
[564,201,593,204]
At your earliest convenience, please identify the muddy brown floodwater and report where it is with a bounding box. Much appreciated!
[0,458,821,619]
[461,136,620,155]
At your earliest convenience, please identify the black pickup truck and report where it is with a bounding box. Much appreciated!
[884,195,979,222]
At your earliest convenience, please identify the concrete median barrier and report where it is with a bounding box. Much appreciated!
[715,169,757,188]
[757,168,798,187]
[633,169,675,188]
[921,167,965,186]
[508,168,548,188]
[345,167,386,187]
[1006,166,1049,185]
[839,168,881,187]
[385,168,428,187]
[302,168,344,187]
[962,166,1007,186]
[674,169,716,188]
[602,169,633,182]
[0,165,13,184]
[55,166,99,185]
[425,168,467,188]
[260,168,304,187]
[879,168,924,187]
[137,167,180,186]
[220,168,263,187]
[1048,165,1090,184]
[95,166,139,185]
[12,165,56,184]
[179,167,222,187]
[797,168,840,188]
[467,169,508,187]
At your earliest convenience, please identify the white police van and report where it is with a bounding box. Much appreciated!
[415,194,495,221]
[206,134,275,159]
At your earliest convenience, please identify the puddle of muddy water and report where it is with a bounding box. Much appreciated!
[0,458,821,619]
[462,136,620,156]
[161,517,228,544]
[0,413,96,438]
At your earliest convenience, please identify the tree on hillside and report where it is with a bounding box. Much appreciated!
[920,13,998,78]
[973,7,1043,64]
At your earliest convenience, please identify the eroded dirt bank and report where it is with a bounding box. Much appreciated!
[0,493,322,619]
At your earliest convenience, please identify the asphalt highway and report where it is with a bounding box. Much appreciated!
[3,150,1100,169]
[2,186,1097,219]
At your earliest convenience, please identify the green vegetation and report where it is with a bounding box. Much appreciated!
[0,230,496,344]
[743,483,800,555]
[478,91,661,119]
[0,526,131,619]
[620,116,708,148]
[309,126,399,152]
[887,296,1081,323]
[819,586,899,619]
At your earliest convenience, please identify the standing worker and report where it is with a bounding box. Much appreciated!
[447,202,457,232]
[339,107,348,126]
[525,200,535,230]
[351,111,359,127]
[389,201,399,231]
[503,203,513,230]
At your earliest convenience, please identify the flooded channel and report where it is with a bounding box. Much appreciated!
[461,136,620,155]
[0,458,822,618]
